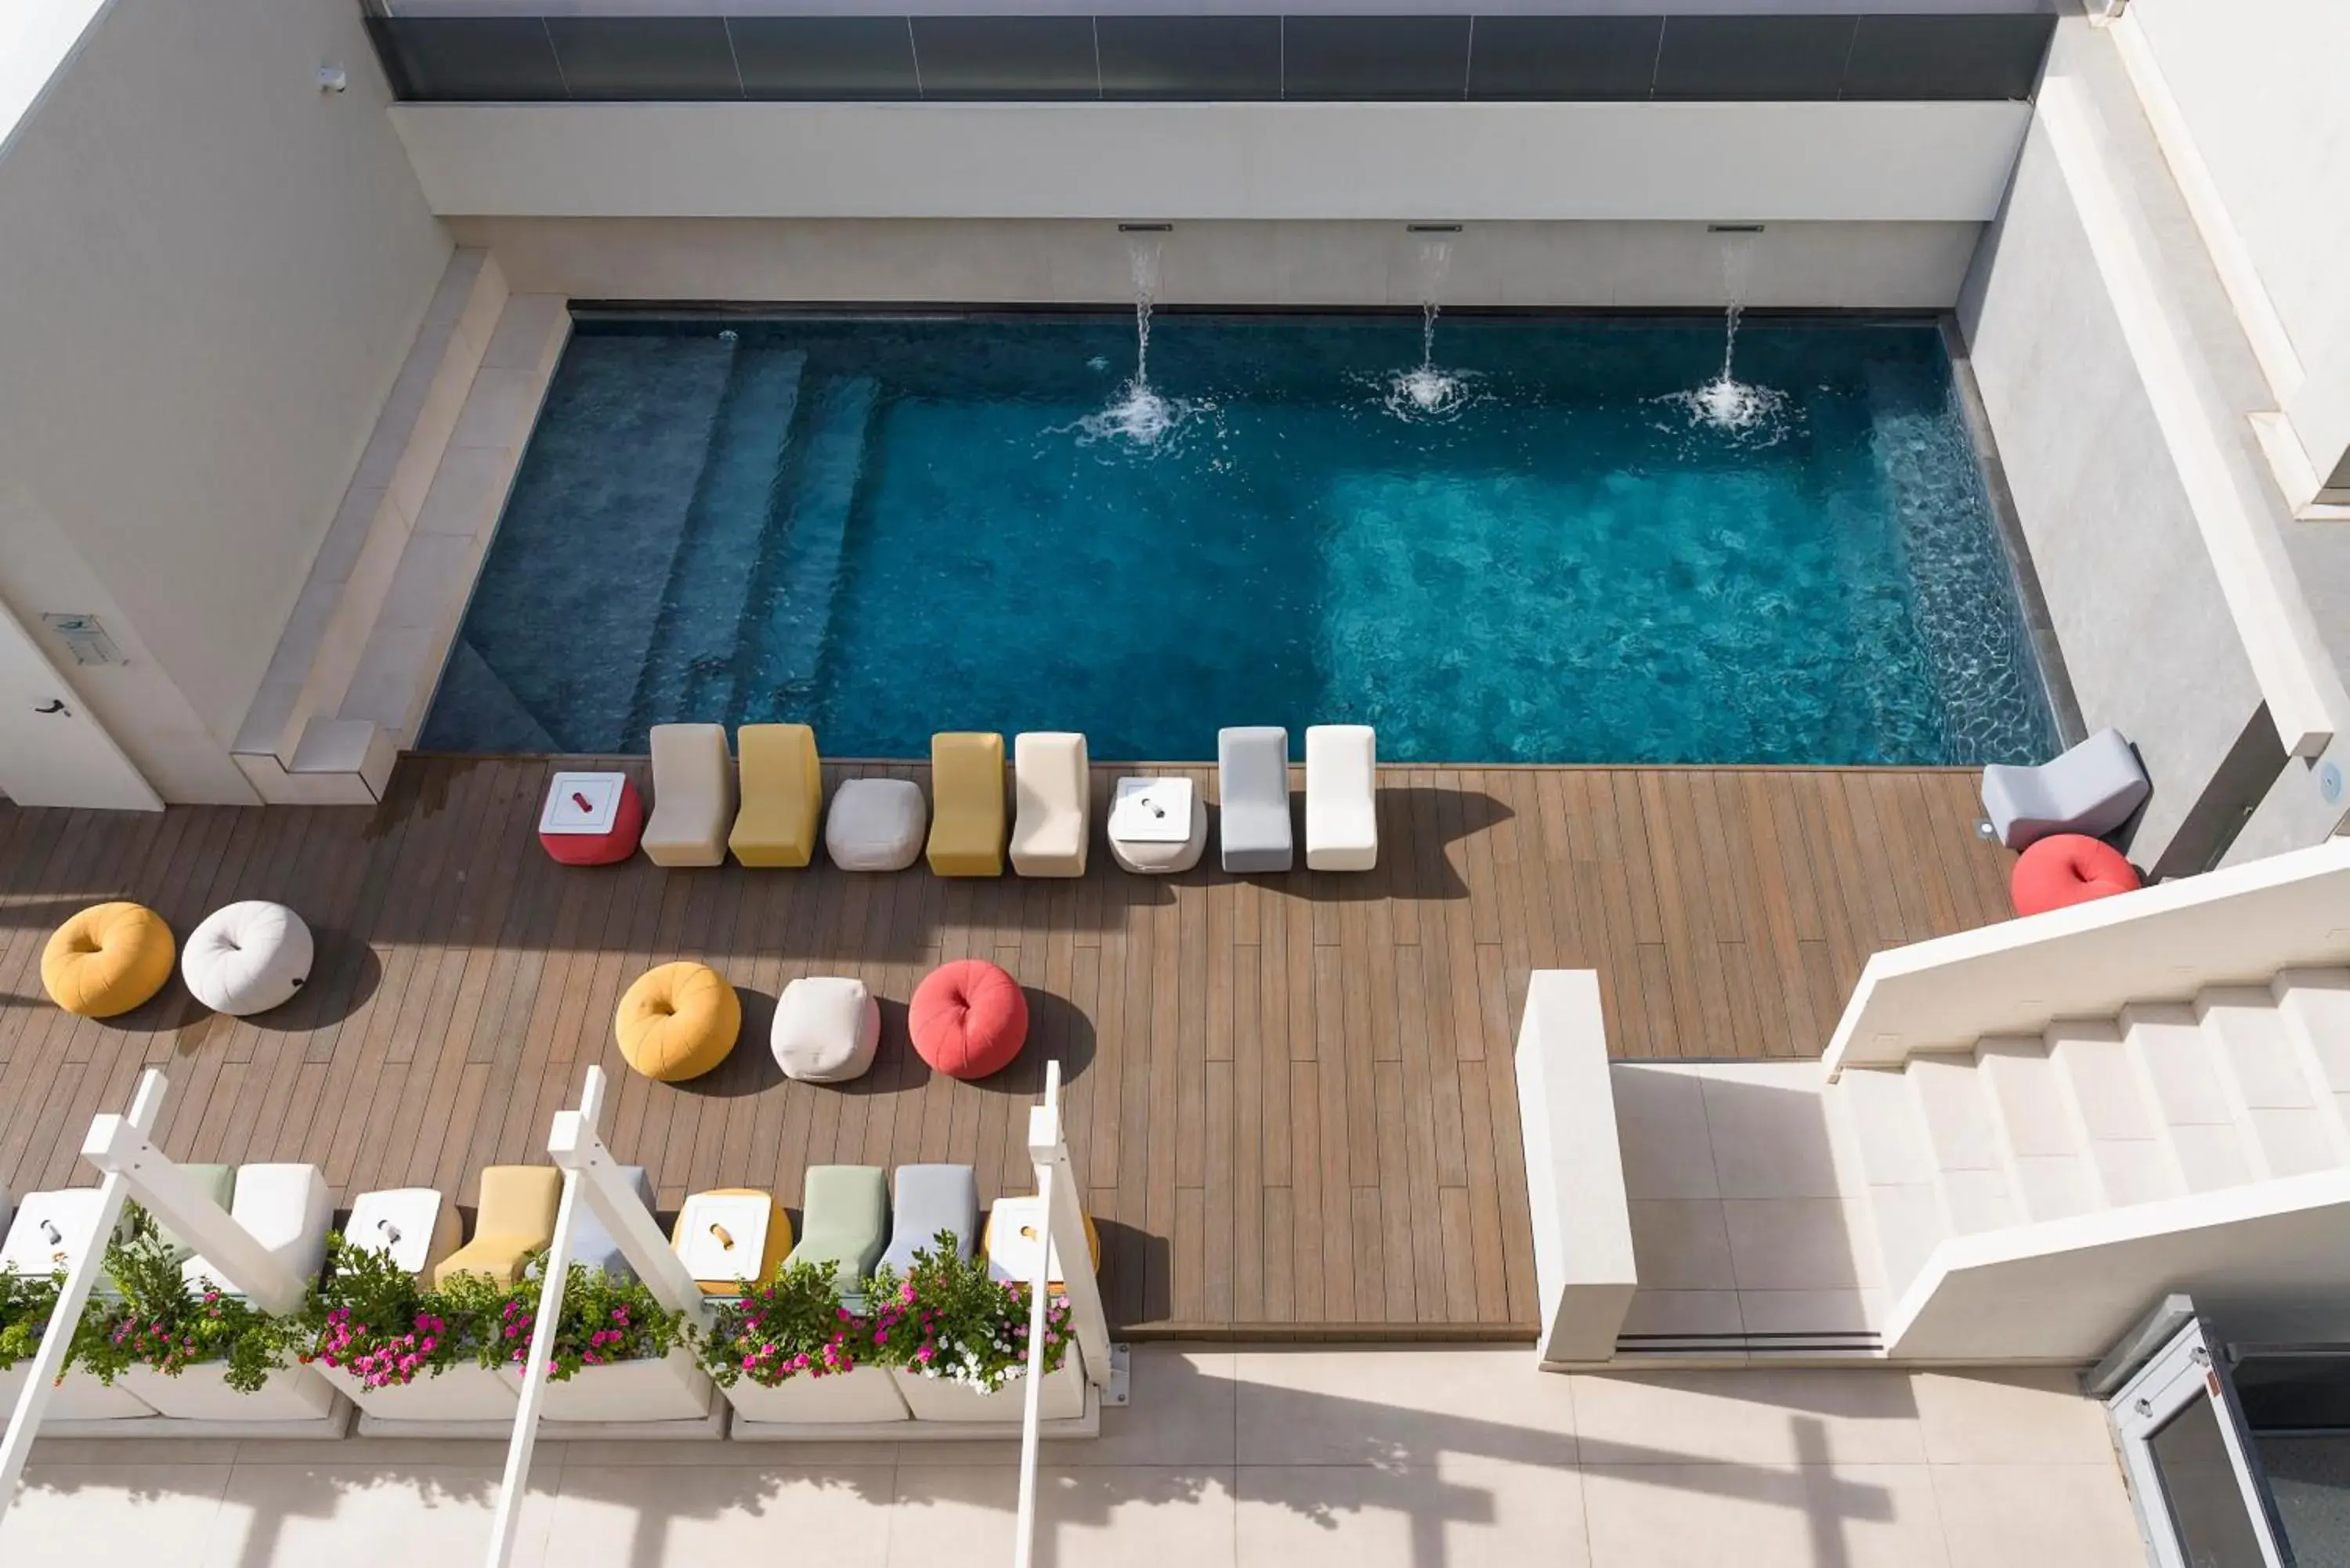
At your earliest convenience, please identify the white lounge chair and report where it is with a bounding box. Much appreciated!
[1306,724,1378,871]
[642,722,736,867]
[1219,727,1294,873]
[1980,728,2149,850]
[1010,732,1089,877]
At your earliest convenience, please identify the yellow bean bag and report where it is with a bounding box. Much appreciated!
[616,961,740,1082]
[42,902,175,1019]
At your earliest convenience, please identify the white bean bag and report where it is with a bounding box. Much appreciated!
[826,779,927,872]
[182,901,313,1017]
[772,976,882,1083]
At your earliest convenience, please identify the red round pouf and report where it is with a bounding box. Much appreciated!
[910,959,1029,1079]
[2011,833,2142,917]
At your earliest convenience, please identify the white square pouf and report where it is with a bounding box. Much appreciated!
[345,1188,461,1279]
[675,1191,778,1294]
[772,977,881,1083]
[0,1191,154,1421]
[825,779,927,871]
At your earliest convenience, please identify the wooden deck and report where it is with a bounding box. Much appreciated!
[0,758,2013,1338]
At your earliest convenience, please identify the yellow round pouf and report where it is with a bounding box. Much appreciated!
[616,961,740,1082]
[42,902,175,1019]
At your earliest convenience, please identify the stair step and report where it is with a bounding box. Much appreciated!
[2197,987,2339,1177]
[1975,1037,2102,1220]
[2045,1019,2183,1206]
[735,374,877,714]
[1838,1064,1938,1187]
[2120,1003,2258,1190]
[1906,1055,2021,1232]
[2271,968,2350,1156]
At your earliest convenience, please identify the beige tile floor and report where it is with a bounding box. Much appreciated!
[0,1349,2145,1568]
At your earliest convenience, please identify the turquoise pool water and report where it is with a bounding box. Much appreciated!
[421,312,2058,764]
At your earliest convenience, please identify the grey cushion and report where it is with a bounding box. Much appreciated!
[878,1165,978,1277]
[569,1165,655,1281]
[1981,728,2150,851]
[1219,726,1294,873]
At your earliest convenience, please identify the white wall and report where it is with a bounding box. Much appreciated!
[0,0,449,803]
[455,215,1982,310]
[1516,970,1636,1367]
[392,99,2029,223]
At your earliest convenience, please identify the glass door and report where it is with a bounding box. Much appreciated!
[2110,1318,2293,1568]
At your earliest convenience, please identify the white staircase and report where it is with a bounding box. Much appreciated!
[1836,966,2350,1311]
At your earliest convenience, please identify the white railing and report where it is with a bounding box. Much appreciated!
[1513,970,1637,1366]
[1824,836,2350,1076]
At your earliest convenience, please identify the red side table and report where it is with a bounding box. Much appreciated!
[540,771,644,866]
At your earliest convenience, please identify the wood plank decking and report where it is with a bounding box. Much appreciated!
[0,757,2013,1338]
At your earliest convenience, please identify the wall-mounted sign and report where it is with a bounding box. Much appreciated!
[39,613,123,667]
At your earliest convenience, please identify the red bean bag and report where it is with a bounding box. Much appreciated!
[910,959,1029,1079]
[2011,833,2142,917]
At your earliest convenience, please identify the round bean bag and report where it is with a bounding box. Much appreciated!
[910,959,1028,1080]
[182,901,313,1017]
[616,961,740,1082]
[2012,833,2142,918]
[42,902,175,1019]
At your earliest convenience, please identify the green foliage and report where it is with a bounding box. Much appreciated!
[488,1255,684,1383]
[301,1234,503,1389]
[73,1220,304,1394]
[0,1266,63,1371]
[868,1231,1072,1395]
[690,1259,878,1389]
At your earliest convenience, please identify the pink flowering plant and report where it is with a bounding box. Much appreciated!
[689,1259,879,1389]
[71,1222,305,1393]
[298,1234,501,1390]
[488,1257,683,1382]
[871,1233,1072,1396]
[0,1266,63,1371]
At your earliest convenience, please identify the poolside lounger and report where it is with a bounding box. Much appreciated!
[433,1165,562,1287]
[1980,728,2150,851]
[877,1164,979,1277]
[1010,732,1090,877]
[927,732,1007,877]
[729,723,822,868]
[1218,726,1295,873]
[1305,724,1379,872]
[785,1165,890,1295]
[567,1164,655,1281]
[642,722,736,867]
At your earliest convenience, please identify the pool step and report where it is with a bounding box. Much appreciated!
[628,347,807,731]
[432,636,559,753]
[735,374,877,712]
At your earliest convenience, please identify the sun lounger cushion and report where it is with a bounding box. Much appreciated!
[773,976,882,1084]
[182,901,313,1017]
[928,732,1007,877]
[1980,728,2150,851]
[642,723,736,867]
[1305,724,1379,872]
[879,1165,980,1277]
[786,1165,890,1295]
[1219,727,1294,873]
[183,1163,332,1294]
[1010,732,1090,877]
[616,961,740,1082]
[826,778,927,872]
[569,1165,654,1282]
[435,1165,563,1288]
[43,902,174,1019]
[156,1164,237,1268]
[729,724,822,868]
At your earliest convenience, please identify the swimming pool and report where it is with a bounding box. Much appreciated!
[420,311,2059,765]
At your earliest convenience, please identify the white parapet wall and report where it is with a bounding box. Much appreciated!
[1887,1169,2350,1363]
[1514,969,1636,1368]
[1824,836,2350,1075]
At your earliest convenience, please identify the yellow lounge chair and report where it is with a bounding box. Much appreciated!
[432,1165,562,1287]
[729,723,822,867]
[927,732,1007,877]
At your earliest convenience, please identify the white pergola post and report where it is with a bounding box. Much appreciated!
[1012,1060,1115,1568]
[482,1066,710,1568]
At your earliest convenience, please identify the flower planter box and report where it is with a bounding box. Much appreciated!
[723,1364,909,1425]
[0,1362,157,1422]
[891,1345,1086,1424]
[496,1346,710,1424]
[114,1360,335,1422]
[314,1360,518,1423]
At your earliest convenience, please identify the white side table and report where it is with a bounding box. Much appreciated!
[1108,776,1209,874]
[345,1187,462,1280]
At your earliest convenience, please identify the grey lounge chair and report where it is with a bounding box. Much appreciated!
[877,1164,979,1277]
[1219,726,1295,873]
[570,1165,655,1281]
[786,1165,890,1295]
[1980,728,2150,850]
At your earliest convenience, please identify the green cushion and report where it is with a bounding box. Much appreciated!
[786,1165,888,1294]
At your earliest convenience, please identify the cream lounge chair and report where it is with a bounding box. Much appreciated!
[642,722,735,867]
[1010,732,1089,877]
[729,722,822,867]
[1306,724,1379,871]
[927,732,1006,877]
